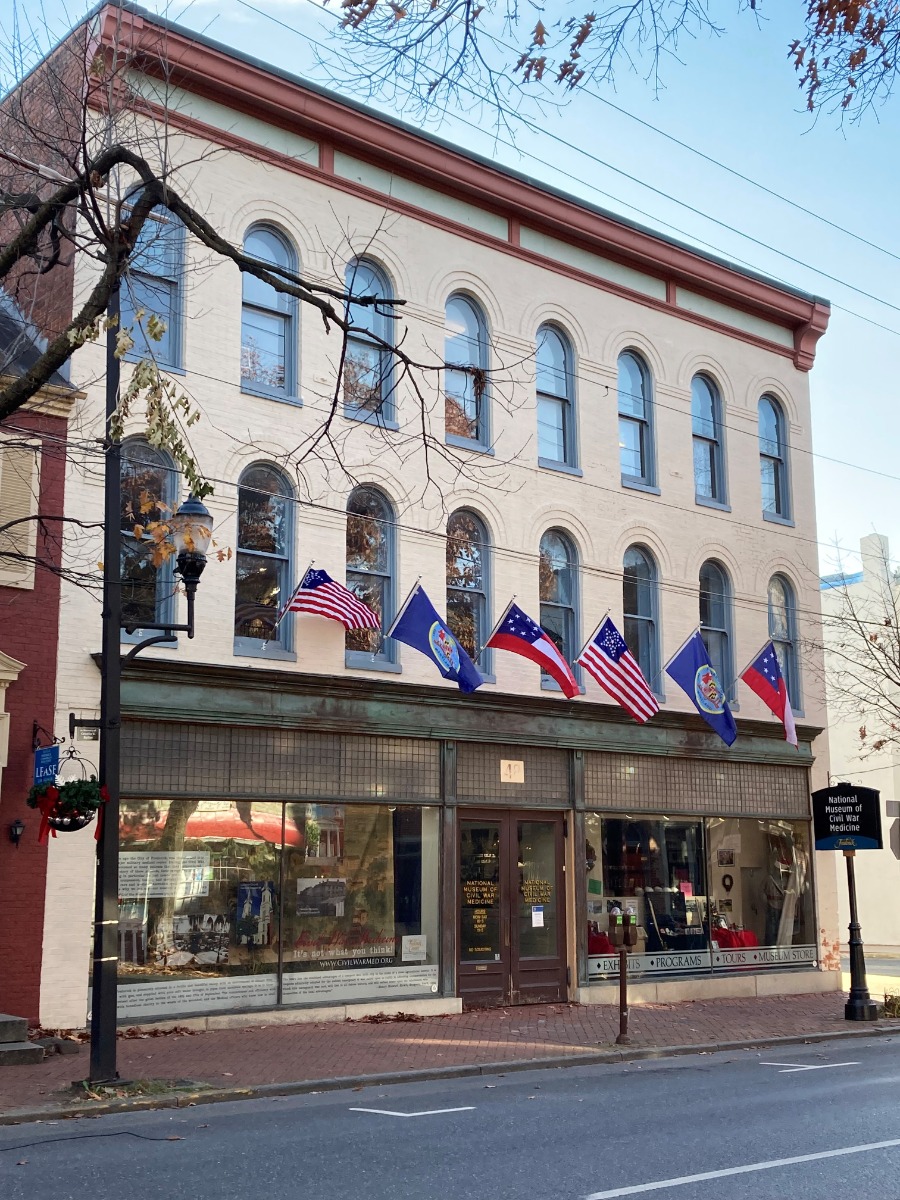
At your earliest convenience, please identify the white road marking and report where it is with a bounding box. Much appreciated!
[778,1062,860,1074]
[349,1106,476,1118]
[583,1136,900,1198]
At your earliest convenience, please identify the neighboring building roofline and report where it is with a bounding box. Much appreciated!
[820,572,864,590]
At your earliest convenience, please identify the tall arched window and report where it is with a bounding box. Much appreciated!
[699,559,733,692]
[536,324,575,467]
[539,530,578,682]
[445,294,489,446]
[346,486,394,661]
[618,351,655,487]
[691,375,725,503]
[759,396,790,520]
[768,574,799,707]
[234,465,292,651]
[120,439,177,634]
[344,258,394,419]
[121,205,184,368]
[623,545,660,687]
[241,226,296,398]
[446,510,490,663]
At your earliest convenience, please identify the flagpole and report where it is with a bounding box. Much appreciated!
[735,639,773,684]
[476,595,516,662]
[272,560,315,632]
[575,608,611,662]
[662,623,703,671]
[384,576,422,639]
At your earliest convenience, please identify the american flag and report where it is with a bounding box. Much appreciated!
[577,617,659,723]
[281,568,380,630]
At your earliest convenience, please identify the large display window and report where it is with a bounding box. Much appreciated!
[115,799,440,1019]
[585,813,817,982]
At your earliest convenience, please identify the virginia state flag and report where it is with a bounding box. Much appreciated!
[665,631,737,746]
[386,585,484,693]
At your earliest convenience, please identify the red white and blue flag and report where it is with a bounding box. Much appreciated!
[281,567,380,630]
[577,617,659,723]
[486,602,579,698]
[740,640,798,747]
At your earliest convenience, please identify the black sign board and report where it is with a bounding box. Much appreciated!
[812,783,883,851]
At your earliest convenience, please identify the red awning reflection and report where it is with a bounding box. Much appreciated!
[120,806,304,847]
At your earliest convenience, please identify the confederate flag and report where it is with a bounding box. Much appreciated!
[741,641,798,747]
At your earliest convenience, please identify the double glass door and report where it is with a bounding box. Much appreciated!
[458,811,567,1008]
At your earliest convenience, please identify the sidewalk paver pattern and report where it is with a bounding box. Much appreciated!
[0,992,886,1115]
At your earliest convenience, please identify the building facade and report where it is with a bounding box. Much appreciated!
[821,534,900,954]
[23,3,841,1027]
[0,304,76,1021]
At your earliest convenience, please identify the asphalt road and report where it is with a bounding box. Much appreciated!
[3,1035,900,1200]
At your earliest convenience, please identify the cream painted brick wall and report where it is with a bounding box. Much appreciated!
[42,117,836,1022]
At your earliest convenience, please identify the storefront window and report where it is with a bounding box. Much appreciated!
[585,814,709,979]
[707,818,814,968]
[116,800,439,1018]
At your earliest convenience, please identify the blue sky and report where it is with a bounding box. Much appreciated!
[12,0,900,576]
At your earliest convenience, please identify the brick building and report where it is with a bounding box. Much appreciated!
[5,1,841,1027]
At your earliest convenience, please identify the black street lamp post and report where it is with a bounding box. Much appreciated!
[76,284,213,1084]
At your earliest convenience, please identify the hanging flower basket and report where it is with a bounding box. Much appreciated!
[26,778,109,841]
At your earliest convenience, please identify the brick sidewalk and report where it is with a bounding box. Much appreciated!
[0,991,891,1116]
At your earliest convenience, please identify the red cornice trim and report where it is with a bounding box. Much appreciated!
[98,5,829,369]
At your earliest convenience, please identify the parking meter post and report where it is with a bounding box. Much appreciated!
[615,911,633,1046]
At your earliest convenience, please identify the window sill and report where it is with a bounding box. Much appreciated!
[541,676,585,696]
[344,408,399,431]
[475,672,496,685]
[538,457,583,477]
[233,639,296,662]
[240,383,302,406]
[621,477,660,496]
[445,434,494,456]
[763,510,794,527]
[345,651,402,673]
[695,495,731,513]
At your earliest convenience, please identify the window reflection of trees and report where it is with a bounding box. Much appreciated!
[539,530,576,669]
[234,466,291,643]
[346,486,392,655]
[120,440,176,630]
[446,510,488,660]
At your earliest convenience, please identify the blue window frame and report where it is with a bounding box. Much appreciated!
[344,258,395,421]
[120,207,184,368]
[445,294,489,447]
[241,226,297,399]
[234,464,293,653]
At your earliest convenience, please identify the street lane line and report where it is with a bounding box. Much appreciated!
[583,1137,900,1198]
[759,1062,809,1068]
[349,1106,476,1118]
[778,1062,860,1073]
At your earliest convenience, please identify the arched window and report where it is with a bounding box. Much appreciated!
[445,294,489,446]
[759,396,790,519]
[120,439,177,634]
[699,560,733,693]
[346,486,394,661]
[120,205,184,368]
[539,530,578,681]
[768,574,799,707]
[446,510,490,663]
[234,465,292,650]
[241,226,296,398]
[623,545,660,686]
[536,325,576,467]
[344,258,394,419]
[691,375,725,503]
[618,352,655,487]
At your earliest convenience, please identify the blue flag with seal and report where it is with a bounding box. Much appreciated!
[665,631,737,746]
[386,584,484,693]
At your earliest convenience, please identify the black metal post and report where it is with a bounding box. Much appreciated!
[844,850,878,1022]
[89,283,122,1083]
[616,948,630,1045]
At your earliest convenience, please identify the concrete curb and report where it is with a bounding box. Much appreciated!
[1,1022,896,1126]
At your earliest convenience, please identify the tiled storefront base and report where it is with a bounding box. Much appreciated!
[123,994,463,1034]
[576,967,841,1006]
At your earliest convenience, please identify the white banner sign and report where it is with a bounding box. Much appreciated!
[712,944,817,968]
[589,950,712,977]
[119,851,210,899]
